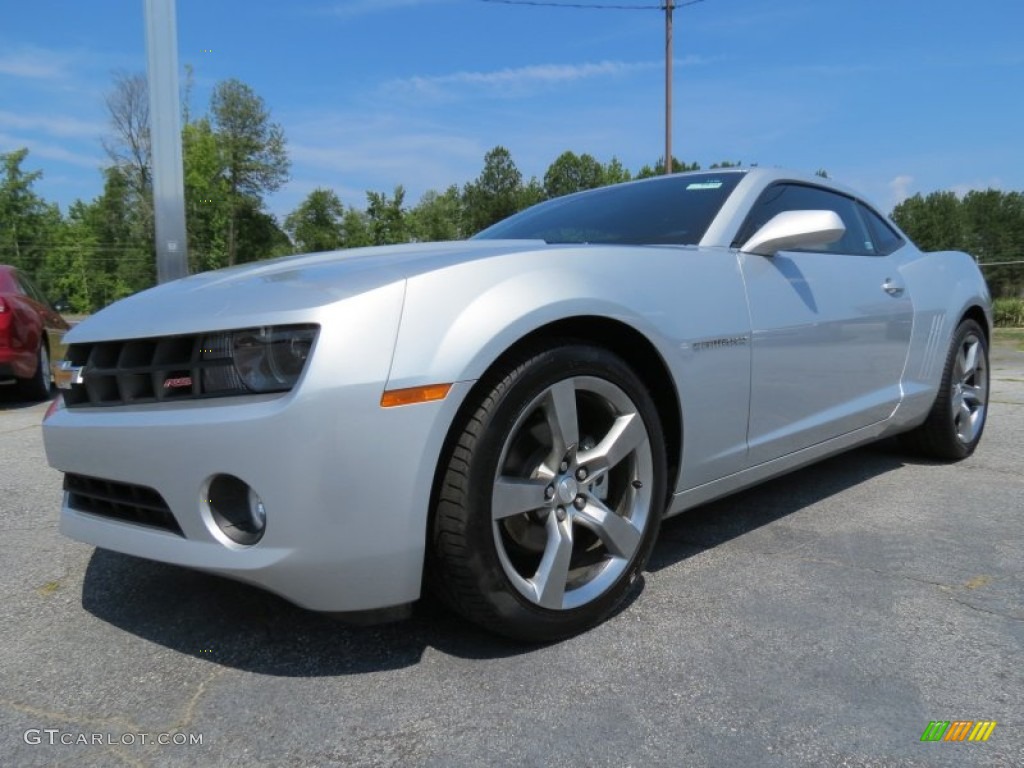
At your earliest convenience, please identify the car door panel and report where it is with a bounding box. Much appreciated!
[742,250,913,463]
[736,184,913,465]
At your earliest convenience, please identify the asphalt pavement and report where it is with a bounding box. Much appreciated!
[1,340,1021,767]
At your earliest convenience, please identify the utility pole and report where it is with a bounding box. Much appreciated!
[144,0,189,283]
[664,0,674,175]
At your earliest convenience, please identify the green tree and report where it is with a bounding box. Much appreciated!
[408,185,464,242]
[543,151,605,199]
[182,117,229,272]
[234,201,292,263]
[342,207,372,248]
[366,186,408,245]
[85,166,154,299]
[39,206,97,313]
[961,189,1024,297]
[462,146,525,234]
[602,156,632,186]
[285,188,346,253]
[33,168,154,312]
[519,177,545,210]
[635,157,700,179]
[0,148,59,275]
[210,79,290,265]
[891,191,964,253]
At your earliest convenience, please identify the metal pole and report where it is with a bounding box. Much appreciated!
[664,0,674,175]
[144,0,189,283]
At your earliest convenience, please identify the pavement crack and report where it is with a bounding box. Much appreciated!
[170,667,227,732]
[943,595,1024,622]
[0,698,146,733]
[0,424,43,435]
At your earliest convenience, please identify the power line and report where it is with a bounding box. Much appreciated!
[478,1,661,8]
[477,0,704,9]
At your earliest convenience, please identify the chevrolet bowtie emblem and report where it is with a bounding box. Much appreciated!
[55,361,85,390]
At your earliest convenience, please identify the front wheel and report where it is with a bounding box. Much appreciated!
[901,318,989,460]
[430,344,668,641]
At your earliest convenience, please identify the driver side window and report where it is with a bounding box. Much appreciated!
[737,183,876,256]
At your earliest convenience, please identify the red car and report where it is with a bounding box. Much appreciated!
[0,265,69,401]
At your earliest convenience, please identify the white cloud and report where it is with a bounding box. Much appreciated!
[282,111,485,208]
[0,132,102,169]
[887,174,914,205]
[0,48,70,80]
[0,111,105,140]
[322,0,453,20]
[382,58,703,101]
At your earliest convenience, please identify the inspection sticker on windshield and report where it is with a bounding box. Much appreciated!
[686,181,723,190]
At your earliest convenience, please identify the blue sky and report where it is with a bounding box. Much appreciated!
[2,0,1022,221]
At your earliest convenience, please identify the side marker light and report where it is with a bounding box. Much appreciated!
[380,383,452,408]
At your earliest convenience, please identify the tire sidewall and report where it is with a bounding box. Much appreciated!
[934,319,989,458]
[461,344,667,639]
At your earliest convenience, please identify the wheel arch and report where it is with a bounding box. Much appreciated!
[959,304,990,341]
[427,316,683,530]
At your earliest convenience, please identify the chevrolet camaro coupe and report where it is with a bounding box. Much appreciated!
[42,168,991,641]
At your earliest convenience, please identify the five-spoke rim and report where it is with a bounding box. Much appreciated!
[491,376,653,611]
[951,331,987,445]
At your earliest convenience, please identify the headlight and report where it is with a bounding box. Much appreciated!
[230,326,318,393]
[62,324,320,408]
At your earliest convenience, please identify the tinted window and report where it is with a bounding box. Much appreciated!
[16,272,45,304]
[858,203,904,255]
[473,173,744,246]
[735,183,875,256]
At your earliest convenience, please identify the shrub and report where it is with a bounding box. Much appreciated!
[993,297,1024,327]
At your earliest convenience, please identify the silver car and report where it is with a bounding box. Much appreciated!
[43,168,991,641]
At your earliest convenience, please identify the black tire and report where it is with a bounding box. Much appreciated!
[430,343,667,642]
[900,319,989,460]
[18,342,52,402]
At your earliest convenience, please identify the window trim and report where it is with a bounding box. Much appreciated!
[857,201,905,256]
[733,181,892,257]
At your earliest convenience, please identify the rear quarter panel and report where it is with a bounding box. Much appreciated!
[891,248,992,430]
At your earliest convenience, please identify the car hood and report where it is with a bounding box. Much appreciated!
[66,240,547,342]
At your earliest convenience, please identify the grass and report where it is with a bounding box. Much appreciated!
[993,327,1024,351]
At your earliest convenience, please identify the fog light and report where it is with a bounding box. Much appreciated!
[207,474,266,545]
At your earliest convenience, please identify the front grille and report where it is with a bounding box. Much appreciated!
[63,332,246,408]
[64,473,183,536]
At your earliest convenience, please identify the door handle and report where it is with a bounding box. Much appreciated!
[882,278,904,297]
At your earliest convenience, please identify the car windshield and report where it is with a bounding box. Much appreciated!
[473,172,744,246]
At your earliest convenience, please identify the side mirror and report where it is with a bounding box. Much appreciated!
[740,210,846,256]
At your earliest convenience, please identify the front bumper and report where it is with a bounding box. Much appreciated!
[44,384,469,611]
[42,282,471,612]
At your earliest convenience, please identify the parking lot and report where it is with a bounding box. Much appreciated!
[1,339,1021,767]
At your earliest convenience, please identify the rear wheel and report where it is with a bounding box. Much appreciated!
[430,344,667,642]
[901,319,988,460]
[18,342,51,401]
